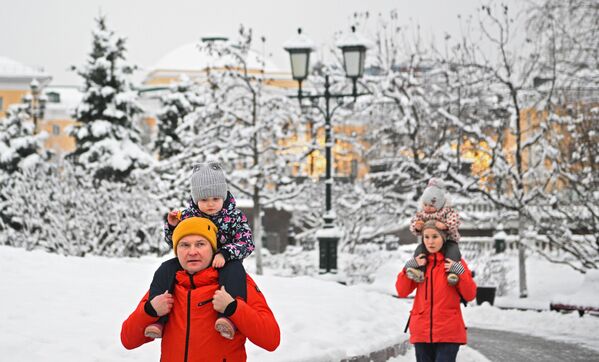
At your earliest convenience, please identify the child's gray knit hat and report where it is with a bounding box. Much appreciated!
[421,178,446,210]
[190,162,228,203]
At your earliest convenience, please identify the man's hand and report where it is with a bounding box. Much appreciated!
[150,290,174,317]
[167,210,180,227]
[414,220,424,231]
[212,286,235,314]
[212,253,226,268]
[435,221,448,230]
[416,253,427,267]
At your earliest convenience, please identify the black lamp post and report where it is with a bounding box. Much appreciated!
[284,27,370,274]
[25,79,46,134]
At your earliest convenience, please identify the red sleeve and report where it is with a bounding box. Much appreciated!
[230,277,280,352]
[456,259,477,301]
[120,291,159,350]
[395,269,418,298]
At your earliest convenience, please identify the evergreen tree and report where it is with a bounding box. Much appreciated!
[0,104,50,232]
[0,104,49,174]
[154,76,204,161]
[68,16,153,182]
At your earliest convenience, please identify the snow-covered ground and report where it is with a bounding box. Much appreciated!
[2,244,598,361]
[364,250,599,353]
[0,245,409,362]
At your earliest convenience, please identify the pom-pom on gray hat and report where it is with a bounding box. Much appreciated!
[421,178,446,210]
[190,162,228,203]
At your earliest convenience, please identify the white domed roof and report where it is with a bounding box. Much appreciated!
[0,56,50,79]
[148,39,282,75]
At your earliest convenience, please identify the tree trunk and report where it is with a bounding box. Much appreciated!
[518,212,528,298]
[253,186,263,275]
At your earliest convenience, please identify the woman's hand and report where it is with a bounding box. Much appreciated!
[150,290,174,317]
[167,210,180,227]
[212,253,226,268]
[444,259,456,272]
[213,286,235,313]
[416,253,427,267]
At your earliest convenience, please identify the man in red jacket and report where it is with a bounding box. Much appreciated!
[121,217,280,361]
[396,220,477,362]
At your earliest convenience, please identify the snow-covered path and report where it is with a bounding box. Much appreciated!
[468,327,599,362]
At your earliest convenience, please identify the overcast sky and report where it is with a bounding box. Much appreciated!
[1,0,511,85]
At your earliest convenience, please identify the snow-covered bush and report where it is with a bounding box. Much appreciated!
[470,251,512,296]
[1,163,167,257]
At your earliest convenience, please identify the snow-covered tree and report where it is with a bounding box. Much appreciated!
[154,75,204,161]
[521,0,599,272]
[68,16,153,182]
[0,104,50,232]
[437,4,568,296]
[0,104,49,174]
[327,12,460,250]
[184,27,304,274]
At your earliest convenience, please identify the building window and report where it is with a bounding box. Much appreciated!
[46,92,60,103]
[52,125,60,135]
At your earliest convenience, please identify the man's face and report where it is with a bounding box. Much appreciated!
[197,197,224,215]
[176,234,214,274]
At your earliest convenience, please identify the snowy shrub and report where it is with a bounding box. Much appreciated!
[1,164,167,257]
[255,245,318,277]
[470,251,513,296]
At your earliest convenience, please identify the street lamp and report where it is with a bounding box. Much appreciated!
[494,225,507,254]
[284,27,370,274]
[24,79,47,134]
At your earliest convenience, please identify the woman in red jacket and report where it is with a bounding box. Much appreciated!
[121,217,280,361]
[396,220,477,362]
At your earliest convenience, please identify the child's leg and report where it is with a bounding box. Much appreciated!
[443,241,462,286]
[218,259,247,306]
[215,259,247,339]
[413,243,428,272]
[443,241,462,262]
[149,257,181,324]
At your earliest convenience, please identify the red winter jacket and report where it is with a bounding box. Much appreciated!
[396,252,477,344]
[121,268,280,361]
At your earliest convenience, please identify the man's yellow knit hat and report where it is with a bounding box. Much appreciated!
[172,217,218,255]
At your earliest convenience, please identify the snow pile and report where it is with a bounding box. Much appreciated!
[551,269,599,309]
[0,245,410,362]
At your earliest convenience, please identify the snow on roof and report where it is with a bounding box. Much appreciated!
[147,40,282,76]
[0,56,50,79]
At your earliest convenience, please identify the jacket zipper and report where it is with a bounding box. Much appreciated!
[184,274,196,362]
[430,257,436,343]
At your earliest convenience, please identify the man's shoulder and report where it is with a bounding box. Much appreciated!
[245,274,262,294]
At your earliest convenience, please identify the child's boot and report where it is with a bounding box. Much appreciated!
[447,273,459,286]
[215,317,236,340]
[406,268,425,283]
[144,323,164,338]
